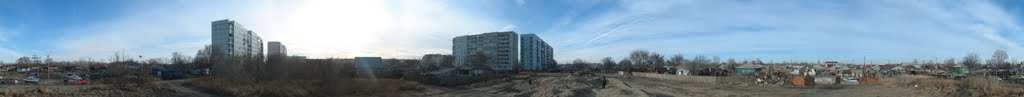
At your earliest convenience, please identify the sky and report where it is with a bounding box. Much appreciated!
[3,0,1024,64]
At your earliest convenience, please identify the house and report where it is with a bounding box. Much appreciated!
[890,66,905,71]
[952,64,968,75]
[736,64,763,74]
[420,68,458,86]
[671,66,689,76]
[811,65,826,71]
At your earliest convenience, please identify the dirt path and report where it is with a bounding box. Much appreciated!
[162,79,220,97]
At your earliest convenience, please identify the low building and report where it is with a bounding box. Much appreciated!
[952,64,968,75]
[736,64,763,74]
[671,66,689,76]
[419,67,498,86]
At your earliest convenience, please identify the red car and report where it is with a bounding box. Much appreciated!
[68,79,88,85]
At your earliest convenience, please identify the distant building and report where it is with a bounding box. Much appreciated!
[288,56,306,61]
[520,34,554,71]
[211,19,264,60]
[354,57,384,78]
[825,61,839,68]
[267,41,287,58]
[355,57,384,69]
[736,64,763,74]
[453,31,519,71]
[421,54,454,69]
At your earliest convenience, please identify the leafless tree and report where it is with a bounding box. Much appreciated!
[16,57,30,64]
[619,58,632,72]
[601,57,616,71]
[571,59,589,72]
[989,49,1010,68]
[467,51,490,68]
[944,58,956,67]
[962,52,980,68]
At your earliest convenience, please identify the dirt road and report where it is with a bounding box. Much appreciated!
[162,79,220,97]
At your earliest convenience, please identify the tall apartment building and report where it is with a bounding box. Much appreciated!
[453,31,519,71]
[211,19,264,60]
[520,34,553,71]
[267,41,287,58]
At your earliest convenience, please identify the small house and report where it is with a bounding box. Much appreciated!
[736,64,763,74]
[952,64,968,75]
[671,66,689,76]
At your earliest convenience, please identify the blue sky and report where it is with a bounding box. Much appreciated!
[2,0,1024,64]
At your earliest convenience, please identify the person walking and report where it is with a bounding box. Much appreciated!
[602,76,608,88]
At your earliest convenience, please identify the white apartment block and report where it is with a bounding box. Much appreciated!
[211,19,264,60]
[520,34,553,71]
[453,31,519,71]
[267,41,287,57]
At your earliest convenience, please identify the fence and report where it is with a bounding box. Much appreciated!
[633,72,747,83]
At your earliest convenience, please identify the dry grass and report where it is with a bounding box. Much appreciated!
[950,76,1024,97]
[185,77,427,97]
[881,75,1024,97]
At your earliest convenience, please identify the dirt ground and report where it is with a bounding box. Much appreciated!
[424,73,634,97]
[420,73,950,97]
[0,79,216,97]
[616,75,937,97]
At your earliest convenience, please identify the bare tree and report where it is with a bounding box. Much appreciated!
[628,50,652,71]
[145,58,165,65]
[468,51,490,68]
[944,58,956,67]
[726,58,738,70]
[571,59,589,72]
[989,49,1010,68]
[650,53,665,73]
[628,50,666,72]
[962,53,980,68]
[601,57,616,71]
[668,54,686,67]
[193,45,214,69]
[16,57,30,64]
[619,58,632,71]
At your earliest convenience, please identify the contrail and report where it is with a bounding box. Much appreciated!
[584,17,651,45]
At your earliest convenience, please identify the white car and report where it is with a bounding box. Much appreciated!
[23,76,39,83]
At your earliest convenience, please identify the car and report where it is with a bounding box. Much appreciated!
[64,74,89,85]
[23,76,39,84]
[67,79,88,85]
[0,78,18,85]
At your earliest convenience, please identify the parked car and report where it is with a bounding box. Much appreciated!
[23,76,39,84]
[64,74,88,85]
[67,79,88,85]
[0,79,19,85]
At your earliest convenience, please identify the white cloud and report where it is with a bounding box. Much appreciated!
[45,0,504,60]
[51,0,244,60]
[251,0,503,59]
[515,0,526,6]
[551,0,1024,62]
[501,25,517,31]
